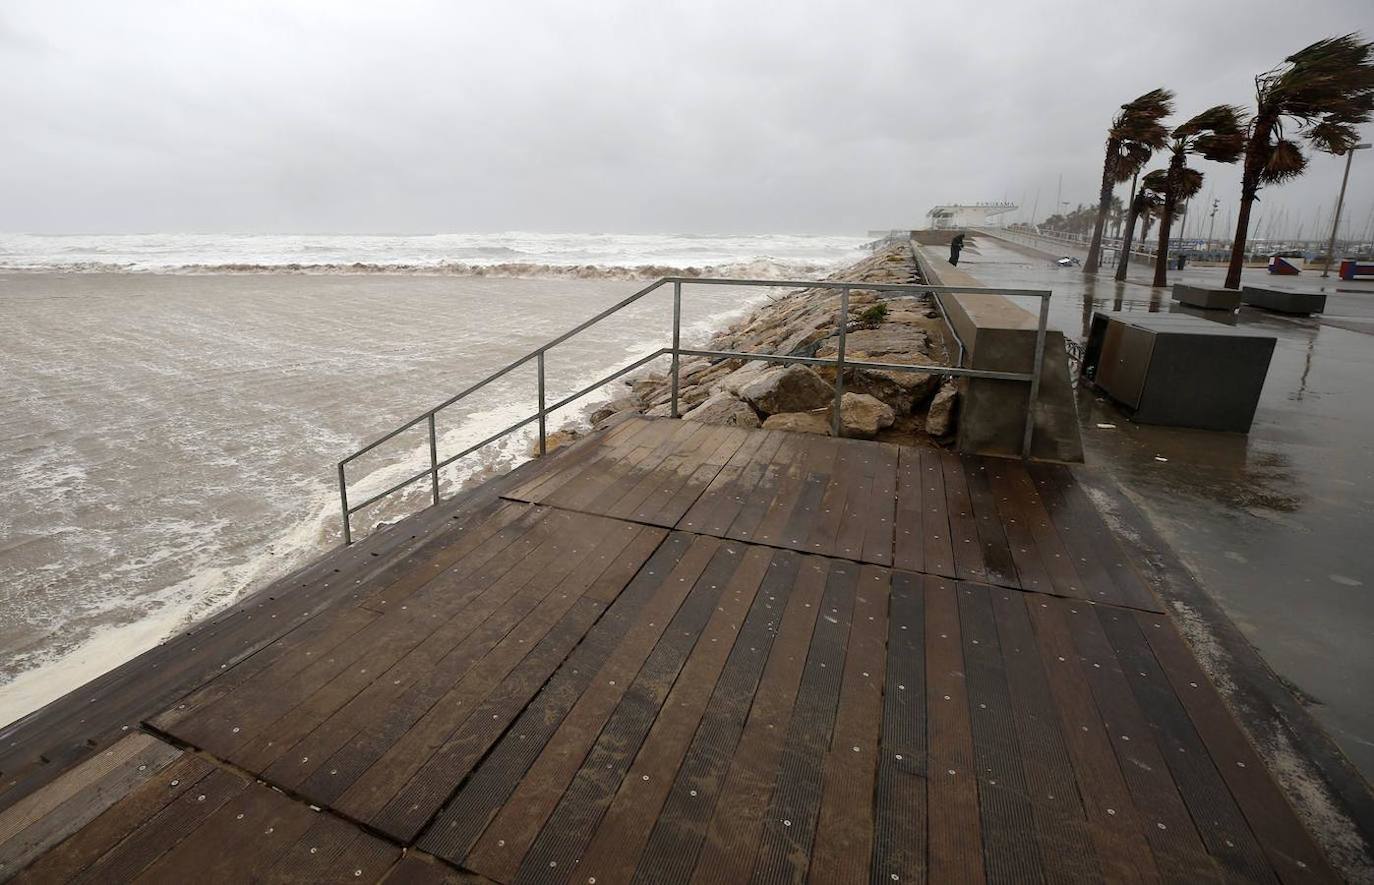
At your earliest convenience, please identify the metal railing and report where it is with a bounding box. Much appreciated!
[335,276,1053,544]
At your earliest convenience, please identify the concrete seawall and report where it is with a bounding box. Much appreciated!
[911,238,1084,462]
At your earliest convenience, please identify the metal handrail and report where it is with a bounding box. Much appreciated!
[335,275,1053,544]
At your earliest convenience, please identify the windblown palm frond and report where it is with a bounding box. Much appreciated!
[1262,138,1308,184]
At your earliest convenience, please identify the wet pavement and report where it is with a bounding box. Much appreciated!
[959,235,1374,782]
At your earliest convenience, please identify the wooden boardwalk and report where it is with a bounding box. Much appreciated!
[0,418,1338,882]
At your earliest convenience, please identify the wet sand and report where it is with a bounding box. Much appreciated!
[961,237,1374,781]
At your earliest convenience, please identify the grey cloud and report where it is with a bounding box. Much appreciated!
[1,0,1370,236]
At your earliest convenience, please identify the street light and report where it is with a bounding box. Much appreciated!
[1322,143,1371,278]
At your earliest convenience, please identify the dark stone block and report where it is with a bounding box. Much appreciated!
[1241,286,1326,316]
[1171,284,1242,311]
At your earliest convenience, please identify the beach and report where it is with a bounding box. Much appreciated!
[0,234,869,727]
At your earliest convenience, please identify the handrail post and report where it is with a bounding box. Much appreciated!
[338,463,352,546]
[1021,292,1051,459]
[670,280,682,418]
[427,413,440,505]
[832,286,849,437]
[537,350,547,455]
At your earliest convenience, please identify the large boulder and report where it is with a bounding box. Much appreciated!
[682,392,761,428]
[815,326,931,361]
[926,383,959,437]
[762,411,831,436]
[841,366,939,413]
[737,365,833,415]
[530,428,581,457]
[839,393,895,439]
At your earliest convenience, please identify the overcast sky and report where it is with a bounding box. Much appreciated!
[2,0,1371,238]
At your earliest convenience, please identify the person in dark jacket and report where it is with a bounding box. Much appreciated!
[949,233,966,266]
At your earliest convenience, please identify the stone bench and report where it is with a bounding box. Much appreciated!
[1241,286,1326,316]
[1172,283,1241,311]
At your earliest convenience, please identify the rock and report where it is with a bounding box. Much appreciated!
[842,366,939,413]
[682,392,760,428]
[815,327,930,361]
[762,411,832,436]
[531,428,581,457]
[926,383,959,437]
[590,395,641,426]
[630,374,666,403]
[839,393,895,439]
[717,360,772,396]
[593,408,642,431]
[737,365,834,415]
[644,402,674,418]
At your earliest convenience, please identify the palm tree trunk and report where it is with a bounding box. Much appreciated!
[1152,190,1177,288]
[1084,146,1116,274]
[1225,177,1259,289]
[1115,196,1141,281]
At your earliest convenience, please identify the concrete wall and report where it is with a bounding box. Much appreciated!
[912,238,1084,463]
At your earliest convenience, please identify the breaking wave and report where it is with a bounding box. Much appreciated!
[5,258,835,280]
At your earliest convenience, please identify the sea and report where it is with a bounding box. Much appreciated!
[0,232,870,727]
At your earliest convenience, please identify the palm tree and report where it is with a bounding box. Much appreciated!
[1114,183,1161,281]
[1084,89,1175,273]
[1224,34,1374,289]
[1150,106,1247,287]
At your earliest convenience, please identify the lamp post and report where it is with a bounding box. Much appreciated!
[1206,198,1219,256]
[1322,143,1371,278]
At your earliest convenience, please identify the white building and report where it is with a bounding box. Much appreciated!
[926,202,1017,229]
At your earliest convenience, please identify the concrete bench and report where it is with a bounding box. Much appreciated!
[1242,286,1326,316]
[1172,283,1241,311]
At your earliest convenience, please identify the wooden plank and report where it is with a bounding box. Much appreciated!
[546,420,690,515]
[271,516,624,798]
[325,526,620,828]
[643,426,748,527]
[172,509,576,767]
[1060,600,1221,881]
[676,428,776,536]
[1095,607,1277,882]
[70,768,252,883]
[569,544,773,884]
[1025,597,1162,885]
[130,778,319,883]
[417,530,684,864]
[512,542,747,879]
[870,570,927,885]
[379,852,485,883]
[0,734,180,879]
[689,554,829,884]
[746,434,818,548]
[230,511,599,774]
[923,576,983,882]
[601,424,719,522]
[9,755,214,884]
[833,442,876,563]
[1134,611,1336,882]
[917,448,956,579]
[462,534,720,882]
[955,583,1043,882]
[629,550,803,883]
[1029,465,1160,612]
[959,455,1020,588]
[747,559,860,883]
[779,436,841,554]
[982,460,1055,595]
[504,417,653,503]
[892,447,926,573]
[992,463,1086,600]
[698,430,788,539]
[988,588,1102,882]
[259,812,399,883]
[939,450,986,584]
[861,444,898,567]
[727,431,804,544]
[809,563,889,884]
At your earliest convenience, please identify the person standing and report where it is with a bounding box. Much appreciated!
[949,232,966,266]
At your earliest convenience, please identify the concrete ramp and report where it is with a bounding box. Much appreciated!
[914,238,1084,462]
